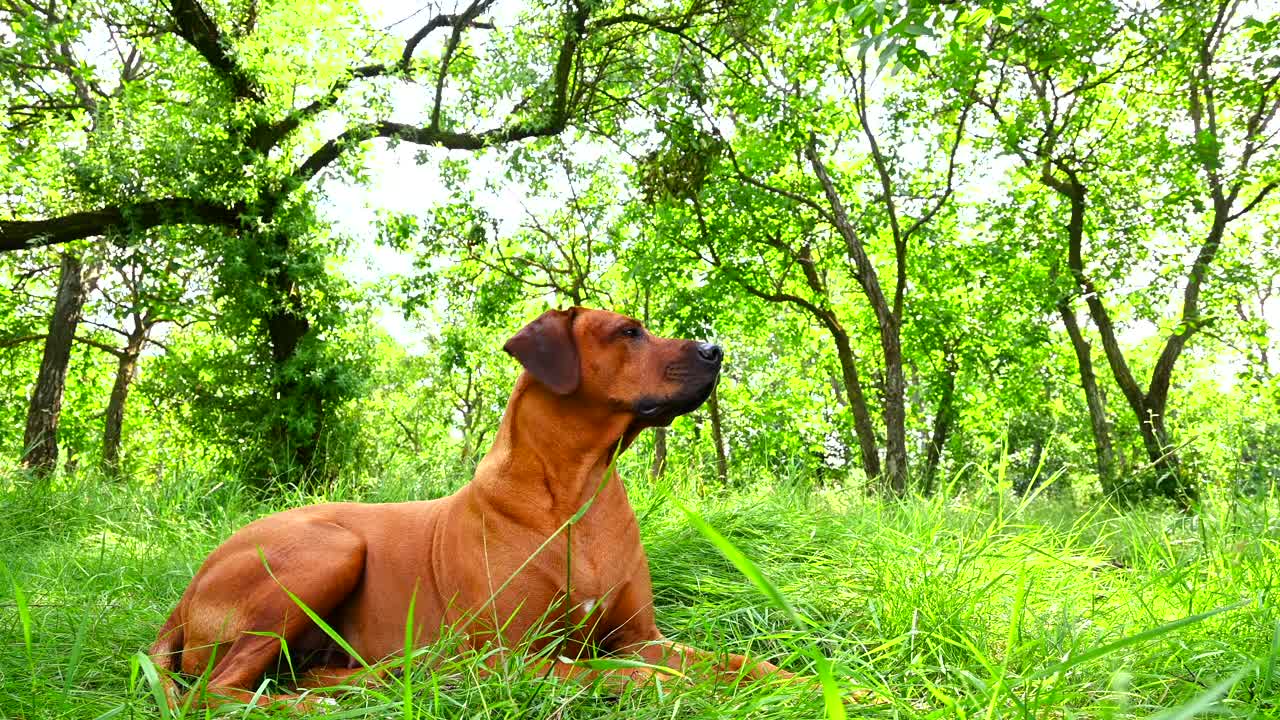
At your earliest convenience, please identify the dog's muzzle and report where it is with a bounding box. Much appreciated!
[634,342,722,424]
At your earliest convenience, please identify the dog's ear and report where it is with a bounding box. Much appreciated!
[503,308,580,395]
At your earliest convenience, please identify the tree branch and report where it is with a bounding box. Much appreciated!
[901,97,973,247]
[0,198,242,252]
[4,0,593,254]
[74,334,127,357]
[250,63,386,152]
[0,332,125,357]
[293,0,589,187]
[429,2,494,131]
[716,136,834,221]
[849,58,904,319]
[403,6,497,73]
[804,134,894,331]
[0,334,46,350]
[1227,180,1278,222]
[1043,161,1147,419]
[168,0,262,101]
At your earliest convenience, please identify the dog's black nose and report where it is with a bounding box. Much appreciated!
[697,343,723,364]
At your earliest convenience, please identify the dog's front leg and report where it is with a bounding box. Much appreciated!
[526,653,680,692]
[625,639,796,686]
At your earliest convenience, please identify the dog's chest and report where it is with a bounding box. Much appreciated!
[561,511,643,614]
[565,523,633,597]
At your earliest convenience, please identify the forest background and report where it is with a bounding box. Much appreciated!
[1,0,1278,717]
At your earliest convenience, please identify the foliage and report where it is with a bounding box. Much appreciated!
[0,0,1275,495]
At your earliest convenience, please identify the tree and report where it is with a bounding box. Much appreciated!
[635,13,978,493]
[21,253,97,476]
[980,0,1280,506]
[1,0,142,476]
[91,234,211,476]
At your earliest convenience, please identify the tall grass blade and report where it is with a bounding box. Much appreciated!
[1030,599,1251,680]
[404,583,418,720]
[676,500,845,720]
[133,651,173,720]
[572,657,686,678]
[63,613,92,696]
[675,500,801,627]
[2,561,35,687]
[812,654,848,720]
[1262,619,1280,700]
[243,677,272,717]
[1147,664,1251,720]
[244,630,295,681]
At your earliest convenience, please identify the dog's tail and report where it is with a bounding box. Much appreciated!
[148,601,185,708]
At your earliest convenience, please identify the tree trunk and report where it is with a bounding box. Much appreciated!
[101,326,147,477]
[260,231,322,481]
[1045,166,1197,508]
[1137,210,1229,507]
[879,324,908,495]
[642,290,667,481]
[459,402,474,463]
[650,427,668,480]
[707,384,728,484]
[1142,408,1185,503]
[805,140,906,495]
[922,351,958,496]
[830,327,882,484]
[1058,299,1117,496]
[22,253,92,478]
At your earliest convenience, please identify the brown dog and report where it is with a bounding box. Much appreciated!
[150,307,792,706]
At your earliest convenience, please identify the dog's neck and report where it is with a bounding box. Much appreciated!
[472,375,637,522]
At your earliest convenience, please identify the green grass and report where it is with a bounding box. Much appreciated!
[0,465,1276,719]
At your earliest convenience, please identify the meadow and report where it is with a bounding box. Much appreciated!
[1,463,1275,719]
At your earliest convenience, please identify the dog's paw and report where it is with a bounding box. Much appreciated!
[292,693,341,714]
[841,687,930,710]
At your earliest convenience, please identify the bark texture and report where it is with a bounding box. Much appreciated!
[102,324,148,476]
[1058,299,1117,495]
[22,253,93,477]
[922,351,958,495]
[1044,165,1196,507]
[707,385,728,484]
[650,427,668,479]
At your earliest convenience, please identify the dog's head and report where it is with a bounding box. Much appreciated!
[503,307,721,427]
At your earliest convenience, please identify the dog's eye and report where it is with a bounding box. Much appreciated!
[620,327,642,339]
